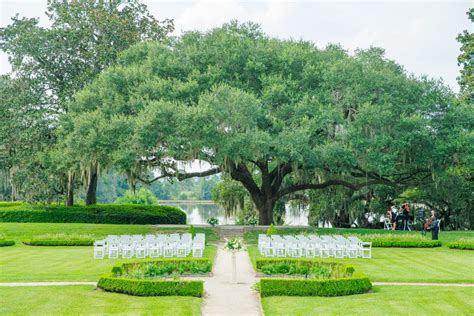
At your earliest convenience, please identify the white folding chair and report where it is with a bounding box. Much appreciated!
[93,240,106,259]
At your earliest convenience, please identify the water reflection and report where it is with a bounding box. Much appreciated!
[160,201,308,226]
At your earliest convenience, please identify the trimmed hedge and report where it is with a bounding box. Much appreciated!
[447,241,474,250]
[259,273,372,297]
[23,240,93,246]
[370,240,442,248]
[0,240,15,247]
[256,259,354,274]
[0,203,186,225]
[98,275,204,297]
[97,258,209,296]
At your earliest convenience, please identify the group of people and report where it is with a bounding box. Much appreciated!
[386,203,439,240]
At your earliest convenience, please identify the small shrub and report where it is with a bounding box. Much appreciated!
[188,225,196,238]
[207,217,219,226]
[22,233,96,246]
[244,214,258,226]
[0,240,15,247]
[267,224,278,236]
[351,234,442,248]
[447,239,474,250]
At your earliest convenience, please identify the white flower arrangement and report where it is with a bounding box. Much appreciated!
[224,237,244,251]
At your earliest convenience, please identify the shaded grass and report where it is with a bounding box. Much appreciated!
[262,285,474,316]
[0,285,201,316]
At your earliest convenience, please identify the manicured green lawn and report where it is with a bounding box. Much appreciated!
[246,228,474,283]
[0,285,201,316]
[0,223,218,282]
[0,222,219,242]
[262,286,474,316]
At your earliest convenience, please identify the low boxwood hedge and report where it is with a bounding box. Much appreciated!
[98,259,209,297]
[98,275,204,297]
[0,240,15,247]
[0,203,186,225]
[259,273,372,297]
[23,239,93,246]
[370,240,442,248]
[447,240,474,250]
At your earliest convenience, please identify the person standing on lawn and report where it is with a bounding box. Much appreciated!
[430,210,440,240]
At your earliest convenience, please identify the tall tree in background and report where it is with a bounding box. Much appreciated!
[0,0,173,205]
[66,23,463,224]
[457,8,473,103]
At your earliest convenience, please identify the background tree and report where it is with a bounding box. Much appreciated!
[114,187,158,205]
[67,22,465,224]
[0,0,173,205]
[457,8,473,103]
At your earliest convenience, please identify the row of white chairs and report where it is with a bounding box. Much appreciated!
[93,233,206,259]
[258,234,372,259]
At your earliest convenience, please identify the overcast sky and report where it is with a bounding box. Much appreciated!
[1,0,472,92]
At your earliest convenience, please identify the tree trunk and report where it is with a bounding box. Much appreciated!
[85,163,98,205]
[66,171,75,206]
[252,195,275,225]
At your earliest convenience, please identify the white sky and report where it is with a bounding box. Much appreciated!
[1,0,472,92]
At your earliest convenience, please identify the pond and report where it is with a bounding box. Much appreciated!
[159,201,309,226]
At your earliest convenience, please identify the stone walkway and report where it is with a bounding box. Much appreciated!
[201,243,262,316]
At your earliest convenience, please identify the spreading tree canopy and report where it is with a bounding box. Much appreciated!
[66,22,468,224]
[0,0,173,204]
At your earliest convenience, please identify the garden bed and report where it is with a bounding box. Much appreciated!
[98,258,211,296]
[255,259,371,297]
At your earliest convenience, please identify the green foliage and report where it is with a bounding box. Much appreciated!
[0,240,15,247]
[188,225,196,238]
[0,203,186,224]
[355,234,442,248]
[114,188,158,205]
[259,273,372,297]
[23,240,93,246]
[211,178,248,216]
[97,276,204,297]
[0,0,173,204]
[65,21,466,226]
[206,217,219,226]
[266,224,278,236]
[256,259,352,279]
[456,8,474,103]
[22,233,95,246]
[447,239,474,250]
[115,259,212,278]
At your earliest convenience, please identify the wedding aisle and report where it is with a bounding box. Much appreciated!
[201,243,262,316]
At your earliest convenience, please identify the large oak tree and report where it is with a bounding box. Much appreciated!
[66,22,466,224]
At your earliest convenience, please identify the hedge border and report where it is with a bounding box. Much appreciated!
[371,240,442,248]
[97,258,211,297]
[0,240,15,247]
[23,240,93,246]
[447,241,474,250]
[97,274,204,297]
[259,273,372,297]
[0,203,186,225]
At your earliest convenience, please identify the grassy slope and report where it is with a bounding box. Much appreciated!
[0,223,218,282]
[0,285,201,316]
[262,286,474,316]
[246,228,474,283]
